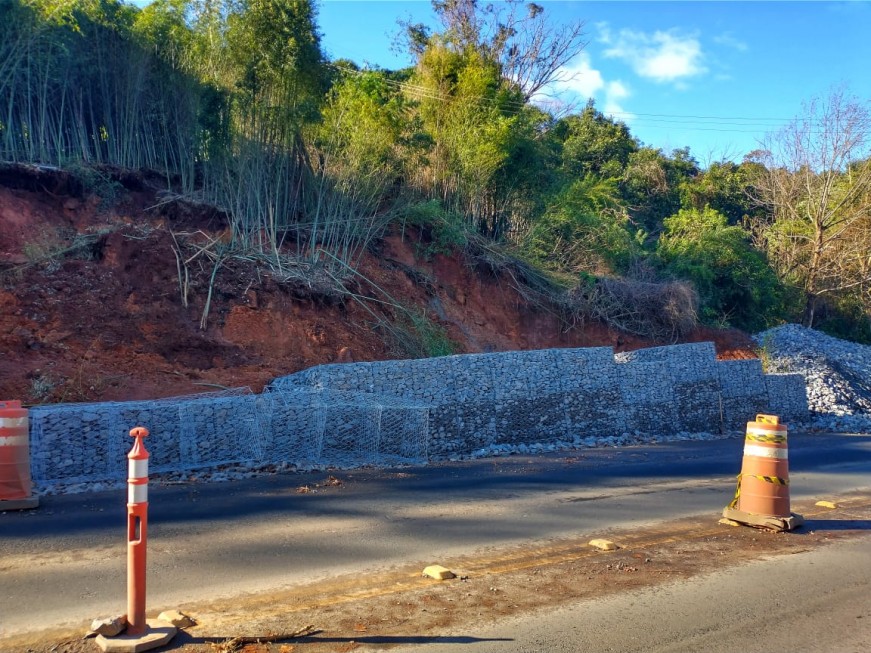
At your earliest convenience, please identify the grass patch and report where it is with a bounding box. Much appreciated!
[390,309,457,359]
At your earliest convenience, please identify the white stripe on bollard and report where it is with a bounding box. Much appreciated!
[0,435,28,447]
[0,417,28,428]
[128,483,148,504]
[128,458,148,478]
[745,425,786,437]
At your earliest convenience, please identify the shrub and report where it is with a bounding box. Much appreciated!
[656,207,786,331]
[390,308,458,358]
[401,199,468,258]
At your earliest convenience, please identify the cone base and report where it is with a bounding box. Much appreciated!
[722,506,804,532]
[95,620,177,653]
[0,496,39,511]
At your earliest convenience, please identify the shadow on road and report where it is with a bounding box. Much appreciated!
[800,518,871,531]
[174,629,512,647]
[6,433,867,541]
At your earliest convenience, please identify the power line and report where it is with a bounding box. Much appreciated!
[601,110,800,123]
[331,64,837,136]
[608,116,794,128]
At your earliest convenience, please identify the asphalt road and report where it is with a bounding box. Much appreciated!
[389,537,871,653]
[1,431,870,639]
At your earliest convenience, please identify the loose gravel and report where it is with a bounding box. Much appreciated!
[756,323,871,433]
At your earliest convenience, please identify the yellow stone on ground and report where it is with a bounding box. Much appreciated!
[719,517,741,527]
[589,538,618,551]
[157,610,196,628]
[815,500,838,509]
[422,565,456,580]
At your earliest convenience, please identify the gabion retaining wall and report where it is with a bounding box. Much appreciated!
[271,342,809,457]
[27,342,808,487]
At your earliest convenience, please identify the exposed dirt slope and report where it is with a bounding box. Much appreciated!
[0,165,757,405]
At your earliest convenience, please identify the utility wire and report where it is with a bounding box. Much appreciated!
[331,63,833,135]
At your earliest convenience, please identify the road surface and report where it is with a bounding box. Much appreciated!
[389,537,871,653]
[1,431,869,648]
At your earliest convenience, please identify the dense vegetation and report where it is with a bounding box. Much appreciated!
[2,0,871,342]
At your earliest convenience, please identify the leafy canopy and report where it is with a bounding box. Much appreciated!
[657,206,785,330]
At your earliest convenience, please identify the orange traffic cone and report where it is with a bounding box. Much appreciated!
[722,414,803,531]
[0,400,39,511]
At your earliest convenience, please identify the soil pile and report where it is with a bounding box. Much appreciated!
[0,165,758,405]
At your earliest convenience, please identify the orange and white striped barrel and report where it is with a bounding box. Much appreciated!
[0,400,31,500]
[737,414,791,518]
[127,426,150,636]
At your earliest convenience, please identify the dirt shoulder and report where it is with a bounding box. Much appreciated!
[7,492,870,653]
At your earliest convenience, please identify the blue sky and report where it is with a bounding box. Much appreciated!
[126,1,871,163]
[316,1,871,163]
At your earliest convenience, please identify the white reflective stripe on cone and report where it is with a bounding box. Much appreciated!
[0,435,28,446]
[128,458,149,478]
[743,444,788,459]
[0,417,28,428]
[746,425,786,437]
[128,483,148,504]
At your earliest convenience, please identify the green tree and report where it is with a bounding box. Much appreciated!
[679,160,762,226]
[186,0,229,84]
[554,100,637,179]
[307,67,410,264]
[319,68,406,175]
[225,0,327,134]
[193,0,331,253]
[1,0,206,184]
[404,0,587,100]
[526,174,636,275]
[133,0,193,69]
[408,39,532,237]
[621,146,699,237]
[657,206,784,330]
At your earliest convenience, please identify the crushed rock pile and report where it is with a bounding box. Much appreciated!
[755,324,871,433]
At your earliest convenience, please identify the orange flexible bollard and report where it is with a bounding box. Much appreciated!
[95,426,176,652]
[127,426,150,636]
[0,400,36,505]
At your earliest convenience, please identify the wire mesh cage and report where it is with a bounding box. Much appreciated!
[262,387,429,467]
[29,386,429,486]
[29,389,255,484]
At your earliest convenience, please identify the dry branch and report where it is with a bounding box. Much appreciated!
[209,624,316,653]
[565,277,698,341]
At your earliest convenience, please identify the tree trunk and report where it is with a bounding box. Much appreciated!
[803,293,817,328]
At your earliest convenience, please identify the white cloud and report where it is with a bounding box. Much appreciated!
[603,81,632,119]
[546,53,633,121]
[553,53,605,98]
[713,32,749,52]
[600,27,707,85]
